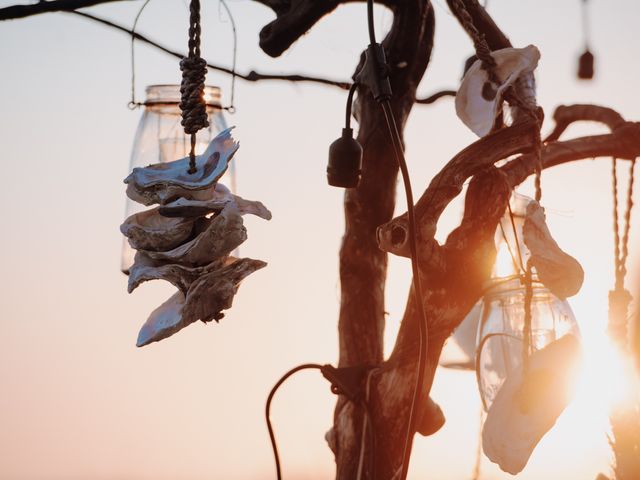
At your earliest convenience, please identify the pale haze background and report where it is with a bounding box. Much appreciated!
[1,0,640,479]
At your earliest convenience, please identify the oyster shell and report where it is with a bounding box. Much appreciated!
[139,202,246,266]
[523,201,584,299]
[159,193,272,220]
[125,128,239,206]
[456,45,540,137]
[136,258,267,347]
[120,207,196,251]
[482,334,582,474]
[128,253,234,294]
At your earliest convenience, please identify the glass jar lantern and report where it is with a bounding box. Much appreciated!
[475,276,580,411]
[121,84,231,273]
[472,192,580,410]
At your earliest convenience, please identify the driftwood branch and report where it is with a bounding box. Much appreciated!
[70,11,353,90]
[416,89,456,104]
[0,0,127,20]
[446,0,511,50]
[544,104,626,142]
[380,107,640,261]
[379,104,640,330]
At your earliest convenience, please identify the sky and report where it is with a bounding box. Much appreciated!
[1,0,640,479]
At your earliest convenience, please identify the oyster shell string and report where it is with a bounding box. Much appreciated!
[180,0,209,174]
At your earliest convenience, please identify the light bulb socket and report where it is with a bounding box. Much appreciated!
[577,49,594,80]
[327,128,363,188]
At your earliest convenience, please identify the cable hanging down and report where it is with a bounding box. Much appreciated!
[360,1,429,479]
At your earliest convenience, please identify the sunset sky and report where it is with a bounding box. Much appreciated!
[1,0,640,479]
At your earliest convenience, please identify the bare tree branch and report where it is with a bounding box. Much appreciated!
[446,0,511,50]
[0,0,127,21]
[545,104,626,142]
[416,89,456,104]
[379,107,640,262]
[4,2,457,104]
[70,11,352,90]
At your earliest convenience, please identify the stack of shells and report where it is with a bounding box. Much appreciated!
[121,128,271,347]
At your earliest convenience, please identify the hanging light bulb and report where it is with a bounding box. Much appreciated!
[475,193,580,411]
[121,84,231,274]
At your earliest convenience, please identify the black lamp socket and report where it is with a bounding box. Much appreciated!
[327,128,363,188]
[578,49,594,80]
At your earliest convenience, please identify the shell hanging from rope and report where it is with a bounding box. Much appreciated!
[159,183,272,220]
[120,207,198,251]
[120,128,271,346]
[135,258,267,347]
[124,127,239,206]
[456,45,541,137]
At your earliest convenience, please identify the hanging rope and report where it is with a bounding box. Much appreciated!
[449,0,498,86]
[180,0,209,174]
[609,158,636,348]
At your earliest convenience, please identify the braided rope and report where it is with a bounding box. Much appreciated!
[612,158,621,287]
[620,159,636,281]
[180,0,209,174]
[523,259,533,373]
[613,158,637,289]
[450,0,497,77]
[609,158,636,347]
[534,129,542,202]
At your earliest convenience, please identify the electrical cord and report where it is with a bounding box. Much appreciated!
[346,82,358,129]
[266,364,324,480]
[367,0,376,45]
[266,363,376,480]
[362,1,429,477]
[380,100,429,480]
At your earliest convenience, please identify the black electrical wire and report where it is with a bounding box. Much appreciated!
[380,100,429,480]
[367,0,376,45]
[266,363,323,480]
[346,82,358,129]
[363,2,430,479]
[266,363,377,480]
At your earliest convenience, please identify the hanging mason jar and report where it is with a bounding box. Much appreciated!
[440,194,537,372]
[475,276,580,410]
[475,193,580,411]
[121,84,231,273]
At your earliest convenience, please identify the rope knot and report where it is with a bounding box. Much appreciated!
[180,56,209,135]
